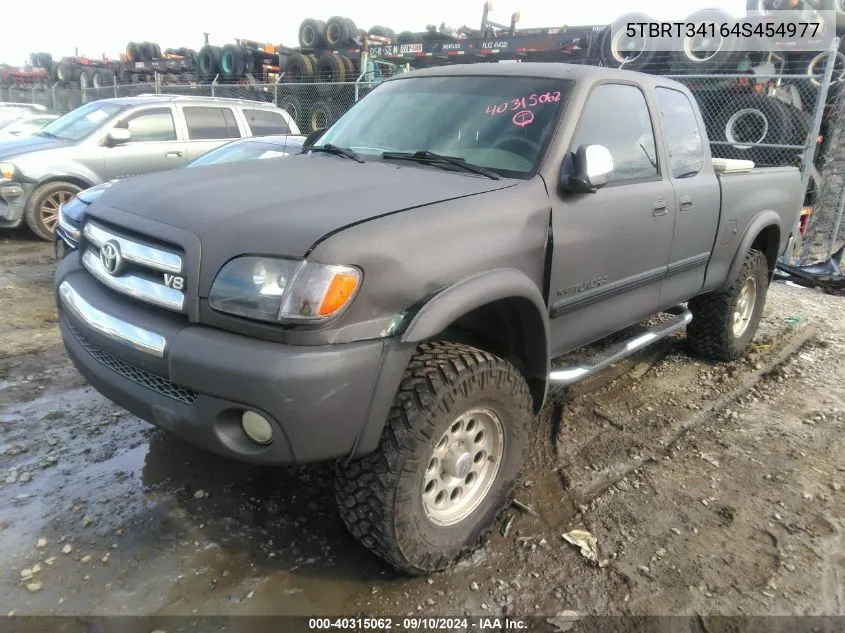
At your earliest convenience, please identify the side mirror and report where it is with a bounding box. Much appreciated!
[303,128,327,149]
[561,144,614,193]
[105,128,131,146]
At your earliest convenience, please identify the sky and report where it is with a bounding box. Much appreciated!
[0,0,746,66]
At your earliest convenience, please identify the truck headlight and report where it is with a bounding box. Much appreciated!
[209,256,361,324]
[0,163,16,180]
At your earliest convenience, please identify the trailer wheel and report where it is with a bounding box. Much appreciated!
[197,45,221,80]
[671,9,740,73]
[299,18,327,48]
[307,100,341,133]
[687,249,769,362]
[325,16,352,46]
[220,44,245,78]
[139,42,155,62]
[56,62,73,83]
[795,47,845,90]
[242,48,256,75]
[709,95,794,165]
[599,12,657,70]
[79,69,93,91]
[281,53,315,83]
[338,55,356,76]
[278,92,307,130]
[125,42,140,62]
[315,54,347,94]
[335,341,532,575]
[98,68,115,87]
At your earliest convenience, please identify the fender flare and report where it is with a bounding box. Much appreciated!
[400,267,551,384]
[717,210,782,292]
[402,268,548,340]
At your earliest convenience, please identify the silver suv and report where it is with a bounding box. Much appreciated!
[0,95,300,240]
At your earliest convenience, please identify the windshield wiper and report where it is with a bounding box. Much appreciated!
[304,143,364,163]
[36,131,59,139]
[382,150,500,180]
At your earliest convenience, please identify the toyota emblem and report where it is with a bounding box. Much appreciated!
[100,241,123,276]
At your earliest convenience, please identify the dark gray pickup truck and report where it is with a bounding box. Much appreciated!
[54,62,803,575]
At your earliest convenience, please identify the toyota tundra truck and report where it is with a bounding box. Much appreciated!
[54,62,804,575]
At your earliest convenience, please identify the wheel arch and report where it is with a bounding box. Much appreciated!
[35,174,95,191]
[717,211,782,292]
[399,268,551,413]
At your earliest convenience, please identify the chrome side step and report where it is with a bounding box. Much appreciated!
[548,306,693,386]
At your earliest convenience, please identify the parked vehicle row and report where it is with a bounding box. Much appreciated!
[50,61,803,575]
[0,95,302,240]
[53,132,306,258]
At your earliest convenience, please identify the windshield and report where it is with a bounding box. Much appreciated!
[315,75,573,178]
[38,101,126,142]
[187,138,296,167]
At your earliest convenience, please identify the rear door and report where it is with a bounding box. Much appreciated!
[241,107,295,136]
[177,105,243,162]
[103,105,187,180]
[653,86,721,307]
[548,81,676,355]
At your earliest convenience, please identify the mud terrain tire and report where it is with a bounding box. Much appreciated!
[687,248,769,361]
[335,341,533,575]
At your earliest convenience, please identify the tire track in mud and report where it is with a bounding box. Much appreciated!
[518,323,819,540]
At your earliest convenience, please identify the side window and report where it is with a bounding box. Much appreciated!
[243,108,291,136]
[120,108,177,142]
[183,107,241,140]
[570,83,658,183]
[655,87,705,179]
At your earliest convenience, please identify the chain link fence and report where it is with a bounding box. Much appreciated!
[2,50,844,261]
[795,65,845,264]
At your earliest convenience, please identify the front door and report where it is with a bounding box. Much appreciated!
[548,82,676,356]
[104,106,187,180]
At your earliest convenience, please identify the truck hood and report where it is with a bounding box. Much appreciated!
[0,134,71,159]
[95,154,517,257]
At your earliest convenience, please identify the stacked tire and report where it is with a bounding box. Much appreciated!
[703,93,809,167]
[277,50,357,133]
[596,9,744,74]
[125,41,162,62]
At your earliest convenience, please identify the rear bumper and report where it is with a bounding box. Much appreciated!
[55,256,411,465]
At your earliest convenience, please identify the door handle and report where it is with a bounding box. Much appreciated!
[680,195,693,211]
[653,200,668,217]
[164,151,182,157]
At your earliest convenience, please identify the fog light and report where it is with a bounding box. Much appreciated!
[241,411,274,445]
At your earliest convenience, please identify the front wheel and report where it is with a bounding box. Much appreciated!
[24,181,82,241]
[687,248,769,361]
[335,341,533,575]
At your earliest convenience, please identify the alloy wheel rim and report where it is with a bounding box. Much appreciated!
[422,407,505,527]
[733,276,757,338]
[40,190,73,233]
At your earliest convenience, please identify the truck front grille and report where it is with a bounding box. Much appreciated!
[67,322,198,405]
[81,220,186,313]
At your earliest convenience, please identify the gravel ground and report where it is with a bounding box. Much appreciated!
[0,233,843,624]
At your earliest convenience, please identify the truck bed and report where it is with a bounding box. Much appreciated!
[705,164,803,292]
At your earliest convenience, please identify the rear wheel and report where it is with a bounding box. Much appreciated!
[24,181,82,241]
[687,249,769,361]
[335,341,533,575]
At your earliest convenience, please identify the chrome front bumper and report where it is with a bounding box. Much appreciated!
[58,280,167,357]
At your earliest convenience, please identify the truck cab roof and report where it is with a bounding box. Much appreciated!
[386,61,691,92]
